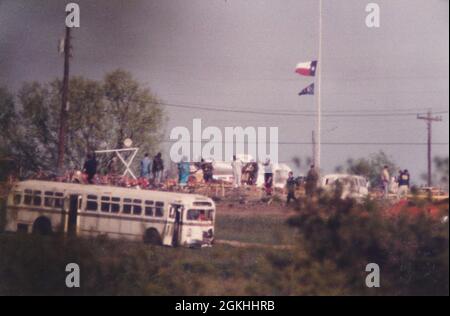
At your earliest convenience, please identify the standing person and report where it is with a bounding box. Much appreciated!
[152,152,164,185]
[381,165,390,198]
[398,169,410,198]
[397,170,403,183]
[83,153,97,184]
[249,160,259,185]
[231,155,242,188]
[263,158,273,195]
[140,153,152,179]
[393,170,403,194]
[201,159,214,183]
[305,165,319,198]
[286,171,297,205]
[178,156,190,187]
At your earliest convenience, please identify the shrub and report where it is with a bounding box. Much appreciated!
[285,195,449,295]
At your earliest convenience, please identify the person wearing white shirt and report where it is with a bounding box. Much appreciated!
[231,155,243,188]
[263,158,273,195]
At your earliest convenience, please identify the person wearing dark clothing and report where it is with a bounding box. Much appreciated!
[398,169,410,198]
[249,161,259,185]
[286,171,297,205]
[305,165,319,197]
[201,159,214,183]
[83,153,97,184]
[152,153,164,185]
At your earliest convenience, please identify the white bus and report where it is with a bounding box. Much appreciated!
[5,180,215,247]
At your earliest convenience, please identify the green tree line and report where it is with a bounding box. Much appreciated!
[0,69,166,177]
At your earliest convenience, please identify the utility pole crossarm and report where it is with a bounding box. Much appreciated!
[417,114,443,122]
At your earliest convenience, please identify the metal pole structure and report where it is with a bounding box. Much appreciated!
[315,0,323,171]
[417,110,442,187]
[57,25,71,175]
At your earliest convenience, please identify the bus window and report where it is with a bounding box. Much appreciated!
[123,198,132,214]
[44,191,54,207]
[111,197,120,213]
[13,193,21,205]
[155,202,164,217]
[33,191,42,206]
[187,209,213,221]
[193,201,212,207]
[145,200,154,216]
[187,209,198,220]
[54,192,64,208]
[24,189,32,205]
[86,195,98,212]
[133,199,142,215]
[101,196,110,213]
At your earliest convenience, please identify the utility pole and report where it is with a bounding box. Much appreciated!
[56,25,71,175]
[417,110,442,187]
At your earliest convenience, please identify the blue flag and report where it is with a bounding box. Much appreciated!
[299,83,314,96]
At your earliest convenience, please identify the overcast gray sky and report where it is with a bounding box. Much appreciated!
[0,0,448,181]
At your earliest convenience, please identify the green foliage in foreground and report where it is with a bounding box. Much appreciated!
[0,234,292,296]
[287,195,449,296]
[0,196,448,295]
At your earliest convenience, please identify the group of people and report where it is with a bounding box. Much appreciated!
[174,156,273,191]
[139,152,165,185]
[173,155,320,205]
[84,152,411,203]
[80,152,165,186]
[381,165,411,199]
[173,156,273,192]
[176,158,215,187]
[231,156,260,188]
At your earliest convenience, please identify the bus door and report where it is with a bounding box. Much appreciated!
[67,194,81,236]
[162,204,183,246]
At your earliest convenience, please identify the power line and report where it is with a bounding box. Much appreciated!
[161,140,449,146]
[160,101,449,118]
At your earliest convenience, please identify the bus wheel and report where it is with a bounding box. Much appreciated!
[143,228,162,245]
[32,217,53,235]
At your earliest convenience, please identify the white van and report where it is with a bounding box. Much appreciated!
[321,174,369,200]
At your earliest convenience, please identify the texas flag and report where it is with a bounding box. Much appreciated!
[299,83,315,96]
[295,61,318,76]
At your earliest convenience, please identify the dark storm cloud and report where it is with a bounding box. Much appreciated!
[0,0,448,177]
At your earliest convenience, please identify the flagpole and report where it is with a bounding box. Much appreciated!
[315,0,323,172]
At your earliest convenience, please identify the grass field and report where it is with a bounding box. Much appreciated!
[0,199,303,296]
[0,196,448,296]
[0,234,300,296]
[215,212,298,246]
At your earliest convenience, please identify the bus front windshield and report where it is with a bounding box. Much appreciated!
[186,209,214,222]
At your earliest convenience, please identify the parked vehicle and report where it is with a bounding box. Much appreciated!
[320,174,369,200]
[5,180,215,248]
